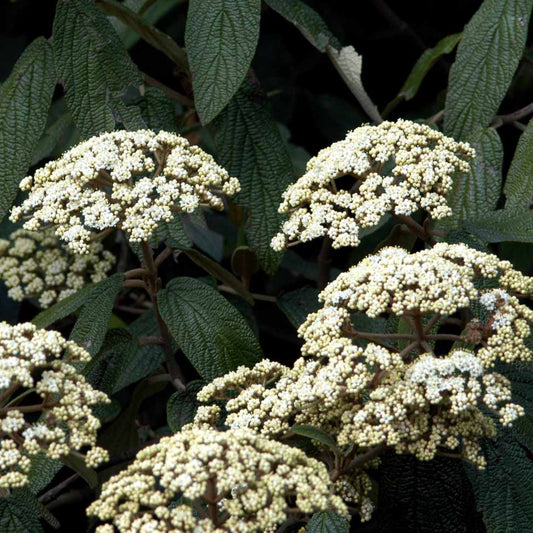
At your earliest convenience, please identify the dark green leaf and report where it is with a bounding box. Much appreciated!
[306,511,349,533]
[264,0,340,52]
[291,424,338,451]
[443,127,503,226]
[167,381,205,432]
[444,0,533,140]
[374,453,483,532]
[0,37,55,222]
[463,209,533,242]
[53,0,145,138]
[99,374,167,456]
[213,80,295,274]
[181,248,254,304]
[27,453,61,495]
[158,277,262,380]
[466,420,533,532]
[397,33,461,101]
[0,490,44,533]
[504,118,533,210]
[185,0,261,124]
[32,275,123,329]
[181,212,223,261]
[69,273,125,356]
[278,287,320,328]
[142,87,180,132]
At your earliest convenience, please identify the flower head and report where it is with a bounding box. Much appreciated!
[87,427,346,533]
[0,228,114,308]
[271,120,474,250]
[10,130,240,254]
[0,322,110,488]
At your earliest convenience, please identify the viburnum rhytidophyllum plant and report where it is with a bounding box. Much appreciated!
[0,228,114,308]
[195,243,533,522]
[10,129,241,391]
[0,322,109,489]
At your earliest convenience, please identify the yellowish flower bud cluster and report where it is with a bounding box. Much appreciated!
[0,322,110,488]
[87,427,346,533]
[10,130,240,254]
[271,120,474,250]
[0,228,114,308]
[338,350,520,467]
[304,243,533,368]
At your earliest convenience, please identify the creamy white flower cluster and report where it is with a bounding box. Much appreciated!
[271,120,474,250]
[195,242,532,486]
[10,130,240,254]
[0,322,110,489]
[308,243,533,367]
[338,350,521,467]
[0,228,114,308]
[87,427,346,533]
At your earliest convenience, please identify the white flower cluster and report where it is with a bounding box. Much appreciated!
[10,130,240,254]
[87,427,346,533]
[194,241,532,496]
[338,350,521,466]
[0,322,110,488]
[0,228,114,308]
[271,120,474,250]
[305,243,533,367]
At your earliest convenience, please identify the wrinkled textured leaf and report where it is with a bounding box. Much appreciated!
[181,212,223,261]
[69,273,125,356]
[158,277,262,380]
[27,453,61,495]
[167,381,204,432]
[53,0,145,138]
[278,287,320,328]
[0,490,44,533]
[444,0,533,140]
[32,276,120,329]
[0,38,55,222]
[398,33,461,101]
[306,511,349,533]
[264,0,340,52]
[375,453,483,532]
[142,87,180,132]
[463,209,533,242]
[214,80,295,274]
[185,0,261,124]
[466,419,533,532]
[444,127,503,225]
[504,118,533,210]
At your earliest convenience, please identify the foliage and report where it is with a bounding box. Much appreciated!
[0,0,532,531]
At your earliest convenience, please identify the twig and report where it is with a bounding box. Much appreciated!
[491,102,533,128]
[317,236,333,290]
[39,473,80,505]
[141,241,186,391]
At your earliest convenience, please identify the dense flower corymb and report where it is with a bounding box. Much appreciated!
[87,427,346,533]
[0,322,110,489]
[0,228,114,308]
[10,130,240,254]
[271,120,474,251]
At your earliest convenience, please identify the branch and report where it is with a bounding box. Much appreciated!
[491,102,533,128]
